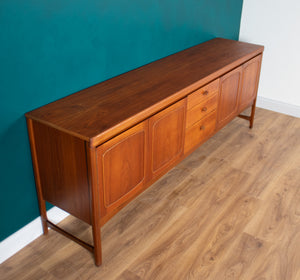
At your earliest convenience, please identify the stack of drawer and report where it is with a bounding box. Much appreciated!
[184,79,219,153]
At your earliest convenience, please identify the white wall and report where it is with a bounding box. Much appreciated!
[239,0,300,117]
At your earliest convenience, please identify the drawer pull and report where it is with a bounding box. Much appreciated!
[199,125,205,130]
[202,90,209,96]
[202,107,207,112]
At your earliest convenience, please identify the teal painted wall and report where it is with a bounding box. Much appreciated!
[0,0,243,241]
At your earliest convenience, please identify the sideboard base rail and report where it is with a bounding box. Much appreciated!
[238,98,257,128]
[47,220,94,253]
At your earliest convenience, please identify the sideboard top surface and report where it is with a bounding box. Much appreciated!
[26,38,264,146]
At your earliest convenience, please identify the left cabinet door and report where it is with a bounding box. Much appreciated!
[97,121,148,217]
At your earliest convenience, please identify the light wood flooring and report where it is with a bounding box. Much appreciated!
[1,108,300,280]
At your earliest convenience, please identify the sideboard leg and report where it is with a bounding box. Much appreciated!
[92,224,102,266]
[39,199,49,235]
[26,118,48,234]
[249,98,257,129]
[86,143,103,266]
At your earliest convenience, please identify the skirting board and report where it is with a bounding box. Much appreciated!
[0,207,69,264]
[256,96,300,118]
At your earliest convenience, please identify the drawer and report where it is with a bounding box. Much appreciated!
[187,79,219,110]
[184,110,217,153]
[186,93,218,128]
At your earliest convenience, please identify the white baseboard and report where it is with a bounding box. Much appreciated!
[0,207,69,264]
[256,96,300,118]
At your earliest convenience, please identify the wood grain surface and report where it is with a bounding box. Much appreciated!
[25,38,263,147]
[217,66,242,129]
[2,108,299,280]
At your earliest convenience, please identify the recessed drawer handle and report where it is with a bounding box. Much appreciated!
[199,125,205,130]
[202,107,207,112]
[202,90,209,96]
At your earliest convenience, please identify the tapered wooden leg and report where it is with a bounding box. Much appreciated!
[92,223,102,266]
[38,199,49,235]
[238,98,257,129]
[249,98,257,129]
[86,143,103,266]
[26,118,48,234]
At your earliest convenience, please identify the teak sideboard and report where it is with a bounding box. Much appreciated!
[25,38,264,266]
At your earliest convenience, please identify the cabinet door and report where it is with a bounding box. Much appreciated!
[239,55,262,111]
[217,66,242,129]
[97,121,148,216]
[149,99,186,180]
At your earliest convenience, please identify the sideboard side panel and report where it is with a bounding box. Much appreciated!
[31,120,91,224]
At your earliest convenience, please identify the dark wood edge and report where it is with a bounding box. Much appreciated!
[47,220,94,253]
[24,115,90,143]
[26,118,48,234]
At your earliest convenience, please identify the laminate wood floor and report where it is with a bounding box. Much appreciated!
[1,108,300,280]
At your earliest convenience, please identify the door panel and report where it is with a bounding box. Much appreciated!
[239,55,262,111]
[97,121,148,215]
[149,99,186,180]
[217,66,242,128]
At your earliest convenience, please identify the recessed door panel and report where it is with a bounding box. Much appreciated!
[97,121,148,214]
[149,99,186,180]
[239,55,262,111]
[217,67,242,128]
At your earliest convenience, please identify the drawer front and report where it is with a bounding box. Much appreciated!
[186,93,218,128]
[187,79,219,110]
[184,110,217,153]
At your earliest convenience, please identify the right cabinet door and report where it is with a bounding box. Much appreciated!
[238,55,262,111]
[217,66,242,129]
[149,99,186,181]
